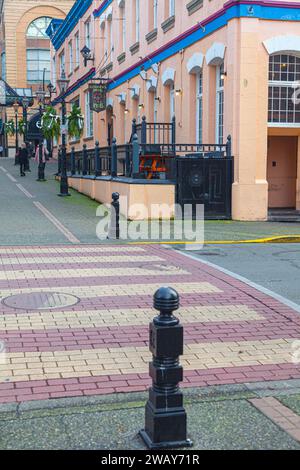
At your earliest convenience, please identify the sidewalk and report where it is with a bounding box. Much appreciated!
[0,157,299,449]
[1,383,300,449]
[1,158,300,245]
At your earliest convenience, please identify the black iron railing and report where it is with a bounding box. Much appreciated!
[131,116,176,146]
[63,129,232,181]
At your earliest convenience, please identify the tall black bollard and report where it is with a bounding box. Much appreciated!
[140,287,192,449]
[95,141,102,177]
[70,147,76,176]
[108,192,120,240]
[82,144,88,176]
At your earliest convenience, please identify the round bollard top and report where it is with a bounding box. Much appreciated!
[153,287,180,326]
[112,192,120,201]
[154,287,179,312]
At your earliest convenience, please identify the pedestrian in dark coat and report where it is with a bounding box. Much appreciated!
[19,143,28,177]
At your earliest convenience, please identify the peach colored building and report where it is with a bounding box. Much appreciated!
[48,0,300,221]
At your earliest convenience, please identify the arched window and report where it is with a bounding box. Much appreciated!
[26,17,52,84]
[27,17,52,38]
[268,54,300,124]
[216,62,224,144]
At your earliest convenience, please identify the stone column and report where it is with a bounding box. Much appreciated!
[296,136,300,210]
[230,18,269,221]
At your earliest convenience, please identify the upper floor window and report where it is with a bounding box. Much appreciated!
[60,51,65,75]
[27,49,50,83]
[135,0,140,42]
[75,32,80,68]
[69,41,73,74]
[196,71,203,144]
[216,63,224,144]
[119,2,126,52]
[27,17,52,38]
[268,54,300,125]
[85,20,91,49]
[169,0,175,17]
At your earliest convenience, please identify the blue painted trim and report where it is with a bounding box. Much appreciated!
[106,2,300,92]
[93,0,113,18]
[50,0,113,51]
[51,0,93,50]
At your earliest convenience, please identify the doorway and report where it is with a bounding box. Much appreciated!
[267,136,297,209]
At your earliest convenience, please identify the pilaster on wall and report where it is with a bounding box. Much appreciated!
[297,137,300,211]
[231,18,269,221]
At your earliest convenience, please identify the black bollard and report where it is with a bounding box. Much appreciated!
[108,192,120,240]
[140,287,192,449]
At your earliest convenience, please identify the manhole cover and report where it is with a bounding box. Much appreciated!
[2,292,80,310]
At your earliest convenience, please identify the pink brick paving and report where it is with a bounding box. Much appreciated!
[0,244,299,404]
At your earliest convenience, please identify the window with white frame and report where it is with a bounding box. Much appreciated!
[108,14,114,61]
[153,0,158,29]
[135,0,140,42]
[153,90,158,143]
[268,54,300,125]
[120,1,126,52]
[27,49,51,83]
[60,51,65,75]
[85,91,93,137]
[170,83,175,120]
[75,32,80,68]
[196,71,203,144]
[85,20,91,49]
[216,63,224,144]
[69,41,73,74]
[169,0,175,16]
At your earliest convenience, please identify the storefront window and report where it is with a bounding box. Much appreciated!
[268,54,300,124]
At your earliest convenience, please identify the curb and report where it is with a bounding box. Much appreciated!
[131,235,300,245]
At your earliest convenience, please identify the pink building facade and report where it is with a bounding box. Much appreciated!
[49,0,300,220]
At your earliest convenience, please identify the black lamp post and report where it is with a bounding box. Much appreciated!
[57,70,70,197]
[36,88,46,182]
[46,82,55,159]
[13,102,19,165]
[22,96,30,144]
[47,82,55,101]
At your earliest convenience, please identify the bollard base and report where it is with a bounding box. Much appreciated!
[58,193,71,197]
[139,430,193,450]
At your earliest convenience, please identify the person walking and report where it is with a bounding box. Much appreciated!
[35,143,49,181]
[19,143,28,177]
[24,142,31,172]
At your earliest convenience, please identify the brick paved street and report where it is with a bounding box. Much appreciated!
[0,242,299,403]
[0,159,300,449]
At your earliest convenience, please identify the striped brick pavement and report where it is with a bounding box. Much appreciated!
[0,244,299,403]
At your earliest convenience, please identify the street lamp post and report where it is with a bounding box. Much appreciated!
[47,82,55,158]
[36,88,46,182]
[22,97,30,144]
[13,102,19,165]
[57,71,70,197]
[22,97,30,172]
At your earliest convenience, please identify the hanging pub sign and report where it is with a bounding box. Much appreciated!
[89,82,107,113]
